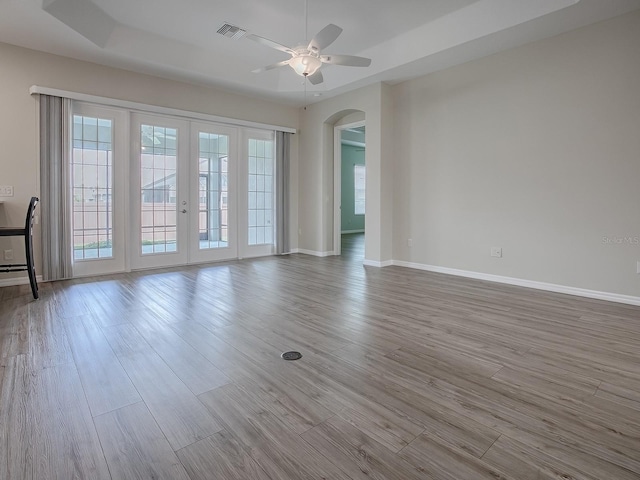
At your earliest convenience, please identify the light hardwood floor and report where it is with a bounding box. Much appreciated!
[2,240,640,479]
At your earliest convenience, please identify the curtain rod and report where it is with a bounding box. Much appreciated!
[30,85,297,134]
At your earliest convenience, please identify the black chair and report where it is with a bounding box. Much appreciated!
[0,197,39,299]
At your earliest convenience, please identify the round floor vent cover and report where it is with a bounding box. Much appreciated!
[281,351,302,361]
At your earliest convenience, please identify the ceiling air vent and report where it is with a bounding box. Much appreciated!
[217,23,247,40]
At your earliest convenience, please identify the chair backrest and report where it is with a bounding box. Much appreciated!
[24,197,39,236]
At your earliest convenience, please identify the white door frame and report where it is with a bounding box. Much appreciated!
[333,120,365,256]
[239,128,276,259]
[71,102,129,277]
[130,113,190,270]
[189,122,239,264]
[69,107,278,277]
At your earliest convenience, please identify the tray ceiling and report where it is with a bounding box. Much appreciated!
[1,0,639,105]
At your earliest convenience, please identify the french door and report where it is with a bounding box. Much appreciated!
[130,114,190,270]
[70,106,275,277]
[130,114,274,270]
[189,123,239,263]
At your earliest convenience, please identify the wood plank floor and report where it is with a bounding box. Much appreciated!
[2,235,640,479]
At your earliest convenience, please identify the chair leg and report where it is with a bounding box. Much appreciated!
[24,232,38,300]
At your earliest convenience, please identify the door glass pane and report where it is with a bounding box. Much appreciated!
[198,132,229,249]
[140,125,178,254]
[247,138,275,246]
[354,164,366,215]
[72,115,113,260]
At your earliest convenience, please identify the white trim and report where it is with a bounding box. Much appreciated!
[333,125,342,256]
[392,260,640,307]
[334,119,366,256]
[363,259,393,267]
[30,85,297,134]
[296,249,334,257]
[341,229,365,234]
[71,103,128,277]
[0,275,44,288]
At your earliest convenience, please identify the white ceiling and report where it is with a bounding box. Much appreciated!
[1,0,639,106]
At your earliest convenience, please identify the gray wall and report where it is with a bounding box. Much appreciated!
[298,10,640,298]
[341,144,365,232]
[391,10,640,297]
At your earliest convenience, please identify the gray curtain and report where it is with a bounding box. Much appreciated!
[39,95,73,281]
[275,131,291,254]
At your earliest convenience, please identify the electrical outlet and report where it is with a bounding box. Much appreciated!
[0,185,14,197]
[408,238,413,247]
[491,247,503,258]
[4,249,13,260]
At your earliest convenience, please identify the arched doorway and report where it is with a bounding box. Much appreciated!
[333,118,365,260]
[299,83,390,266]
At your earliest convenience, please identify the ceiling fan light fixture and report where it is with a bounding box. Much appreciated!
[289,55,322,77]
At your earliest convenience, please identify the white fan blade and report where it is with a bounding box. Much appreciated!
[308,24,342,52]
[321,54,371,67]
[307,70,324,85]
[252,60,290,74]
[246,34,294,55]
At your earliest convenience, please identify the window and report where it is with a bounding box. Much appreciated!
[72,115,114,260]
[248,137,275,245]
[198,131,229,249]
[139,125,179,254]
[354,164,366,215]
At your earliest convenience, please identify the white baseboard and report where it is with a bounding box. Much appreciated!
[341,230,365,234]
[295,249,334,257]
[3,259,635,307]
[391,260,640,307]
[363,259,394,267]
[0,275,44,288]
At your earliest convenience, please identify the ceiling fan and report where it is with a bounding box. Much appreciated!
[246,3,371,85]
